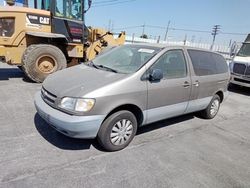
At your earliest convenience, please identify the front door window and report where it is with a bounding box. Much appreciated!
[151,50,187,79]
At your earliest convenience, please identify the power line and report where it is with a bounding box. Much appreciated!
[113,24,247,36]
[220,32,247,36]
[145,25,166,29]
[92,0,136,7]
[170,27,210,33]
[92,0,120,4]
[113,25,143,30]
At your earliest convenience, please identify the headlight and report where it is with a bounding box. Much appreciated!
[59,97,95,112]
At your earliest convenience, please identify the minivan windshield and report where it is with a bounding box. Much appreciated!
[91,45,161,74]
[237,43,250,57]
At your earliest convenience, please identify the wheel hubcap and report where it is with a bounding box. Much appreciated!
[36,55,57,74]
[210,99,220,116]
[110,119,133,146]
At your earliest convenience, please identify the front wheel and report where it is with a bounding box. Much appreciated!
[22,44,67,83]
[97,110,137,151]
[198,94,221,119]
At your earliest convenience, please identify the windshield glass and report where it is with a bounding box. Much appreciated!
[55,0,82,21]
[237,43,250,57]
[92,45,161,74]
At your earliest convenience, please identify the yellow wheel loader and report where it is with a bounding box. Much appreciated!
[0,0,125,82]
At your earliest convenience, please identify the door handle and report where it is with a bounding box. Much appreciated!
[193,80,199,87]
[183,81,190,88]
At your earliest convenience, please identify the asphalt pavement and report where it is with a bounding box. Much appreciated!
[0,63,250,188]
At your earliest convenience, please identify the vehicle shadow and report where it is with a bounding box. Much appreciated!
[137,114,195,135]
[34,112,195,151]
[0,67,35,83]
[228,84,250,96]
[0,68,24,80]
[34,113,94,150]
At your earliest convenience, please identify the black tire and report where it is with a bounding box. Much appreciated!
[197,94,221,119]
[97,110,137,151]
[228,83,234,88]
[228,83,239,90]
[17,66,24,72]
[22,44,67,83]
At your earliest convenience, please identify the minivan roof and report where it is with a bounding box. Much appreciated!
[126,43,219,54]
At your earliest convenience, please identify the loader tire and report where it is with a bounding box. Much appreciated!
[22,44,67,83]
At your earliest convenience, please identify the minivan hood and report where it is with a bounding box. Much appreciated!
[43,64,128,98]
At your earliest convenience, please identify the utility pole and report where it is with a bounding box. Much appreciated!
[157,36,160,43]
[132,33,135,43]
[183,34,187,45]
[108,19,111,31]
[111,21,114,32]
[142,23,145,36]
[191,35,195,43]
[164,20,171,41]
[210,25,221,50]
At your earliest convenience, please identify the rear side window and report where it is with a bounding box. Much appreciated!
[212,53,228,74]
[188,50,227,76]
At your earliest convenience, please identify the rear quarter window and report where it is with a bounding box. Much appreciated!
[212,53,229,74]
[187,50,228,76]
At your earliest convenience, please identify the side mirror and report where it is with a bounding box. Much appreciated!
[149,69,163,81]
[84,0,92,13]
[88,0,92,8]
[230,52,235,57]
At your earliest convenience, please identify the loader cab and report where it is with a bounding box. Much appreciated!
[29,0,83,21]
[50,0,85,43]
[53,0,83,21]
[29,0,89,43]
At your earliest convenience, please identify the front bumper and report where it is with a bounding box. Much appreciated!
[230,74,250,88]
[34,92,105,139]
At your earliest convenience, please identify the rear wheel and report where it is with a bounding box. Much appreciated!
[22,44,67,83]
[198,94,221,119]
[97,110,137,151]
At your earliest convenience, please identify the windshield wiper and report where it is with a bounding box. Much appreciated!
[86,62,118,73]
[86,61,99,69]
[95,64,118,73]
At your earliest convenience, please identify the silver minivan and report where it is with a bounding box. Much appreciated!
[35,44,230,151]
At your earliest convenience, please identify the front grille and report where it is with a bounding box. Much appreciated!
[234,78,250,84]
[245,66,250,77]
[233,63,246,75]
[41,87,57,106]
